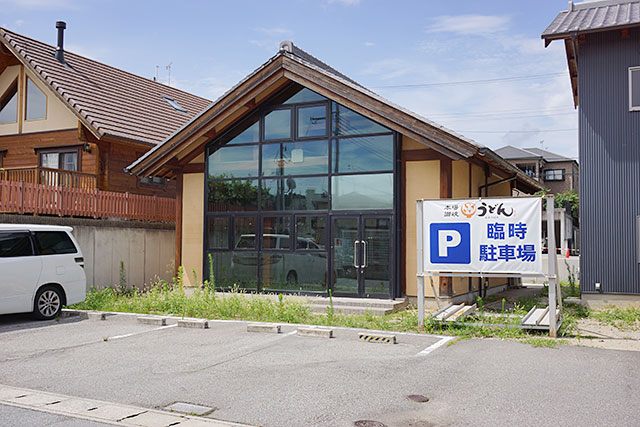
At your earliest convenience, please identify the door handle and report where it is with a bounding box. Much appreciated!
[362,240,367,268]
[353,240,360,268]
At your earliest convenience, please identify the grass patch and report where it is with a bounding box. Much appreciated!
[592,306,640,330]
[520,337,568,348]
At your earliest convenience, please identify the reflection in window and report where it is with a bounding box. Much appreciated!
[333,135,394,173]
[208,217,229,249]
[234,217,258,249]
[207,180,259,212]
[332,173,393,210]
[40,150,78,171]
[262,141,328,176]
[225,112,260,144]
[0,80,18,124]
[262,177,329,211]
[296,216,326,250]
[298,105,327,138]
[229,251,259,289]
[264,109,291,140]
[260,252,327,292]
[332,102,390,136]
[208,145,258,178]
[26,77,46,120]
[283,87,327,104]
[262,216,291,249]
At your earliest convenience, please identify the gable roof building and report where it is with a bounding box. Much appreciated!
[126,40,544,302]
[0,22,210,197]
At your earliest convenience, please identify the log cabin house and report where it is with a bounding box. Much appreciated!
[0,22,210,198]
[127,41,545,302]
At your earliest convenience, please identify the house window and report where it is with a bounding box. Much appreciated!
[140,176,166,186]
[39,149,79,171]
[0,79,18,124]
[25,77,46,121]
[630,67,640,111]
[543,169,564,181]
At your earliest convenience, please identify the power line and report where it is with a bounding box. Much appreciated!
[457,128,577,134]
[424,106,574,118]
[371,72,565,89]
[443,112,577,122]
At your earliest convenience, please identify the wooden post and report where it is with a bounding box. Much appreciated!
[153,195,158,222]
[19,180,24,215]
[93,188,98,218]
[546,195,558,338]
[175,172,184,276]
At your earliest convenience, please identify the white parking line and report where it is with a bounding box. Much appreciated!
[416,336,456,356]
[106,324,177,341]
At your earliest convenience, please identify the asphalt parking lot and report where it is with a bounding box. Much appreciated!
[0,312,639,427]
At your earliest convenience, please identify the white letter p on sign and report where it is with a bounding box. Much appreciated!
[438,230,461,257]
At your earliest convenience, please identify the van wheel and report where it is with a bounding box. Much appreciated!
[286,271,298,286]
[33,286,62,320]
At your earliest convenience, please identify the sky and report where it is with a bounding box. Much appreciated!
[1,0,577,158]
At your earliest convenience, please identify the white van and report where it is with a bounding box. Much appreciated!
[0,224,86,320]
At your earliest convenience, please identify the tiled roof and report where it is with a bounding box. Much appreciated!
[494,145,542,160]
[0,28,211,145]
[542,0,640,40]
[523,147,573,162]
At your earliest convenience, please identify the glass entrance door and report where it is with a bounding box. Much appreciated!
[332,215,393,298]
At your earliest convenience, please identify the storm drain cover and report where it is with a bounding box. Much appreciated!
[407,394,430,403]
[354,421,387,427]
[164,402,213,416]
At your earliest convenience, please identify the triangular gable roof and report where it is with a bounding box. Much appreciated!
[126,41,543,192]
[523,147,575,163]
[0,27,211,145]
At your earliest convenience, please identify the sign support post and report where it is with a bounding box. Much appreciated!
[416,201,425,329]
[546,195,558,338]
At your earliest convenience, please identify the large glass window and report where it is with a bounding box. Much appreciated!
[205,84,396,293]
[332,173,394,210]
[262,140,328,176]
[0,80,18,124]
[261,177,329,211]
[264,109,291,140]
[333,135,394,173]
[208,145,258,178]
[26,77,46,121]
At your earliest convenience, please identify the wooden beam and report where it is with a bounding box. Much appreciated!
[439,158,453,297]
[183,163,204,174]
[175,172,183,276]
[401,149,450,162]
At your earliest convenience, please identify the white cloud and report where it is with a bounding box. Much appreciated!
[254,27,293,37]
[0,0,76,9]
[14,19,24,27]
[363,41,375,47]
[427,14,511,36]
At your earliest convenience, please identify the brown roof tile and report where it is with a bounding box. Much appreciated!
[0,28,211,145]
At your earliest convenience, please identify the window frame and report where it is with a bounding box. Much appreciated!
[630,67,640,112]
[543,168,565,181]
[24,76,47,122]
[36,146,82,171]
[0,78,19,125]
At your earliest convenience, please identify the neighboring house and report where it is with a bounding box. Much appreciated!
[494,145,579,195]
[0,22,210,197]
[496,145,580,253]
[126,40,544,303]
[543,0,640,301]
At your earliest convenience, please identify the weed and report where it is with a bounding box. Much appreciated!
[592,306,640,330]
[520,337,567,348]
[208,253,215,290]
[327,289,335,319]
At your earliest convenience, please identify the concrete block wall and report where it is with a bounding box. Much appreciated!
[0,215,175,289]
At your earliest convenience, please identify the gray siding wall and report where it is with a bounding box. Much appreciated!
[579,30,640,294]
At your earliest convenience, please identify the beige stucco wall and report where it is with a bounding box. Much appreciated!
[404,159,440,297]
[181,172,204,287]
[21,68,77,133]
[0,65,20,135]
[0,65,78,137]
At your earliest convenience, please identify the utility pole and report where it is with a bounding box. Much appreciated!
[166,62,172,86]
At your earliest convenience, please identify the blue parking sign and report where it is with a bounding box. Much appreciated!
[429,223,471,264]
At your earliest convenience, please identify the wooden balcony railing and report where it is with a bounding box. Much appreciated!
[0,167,97,190]
[0,180,175,223]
